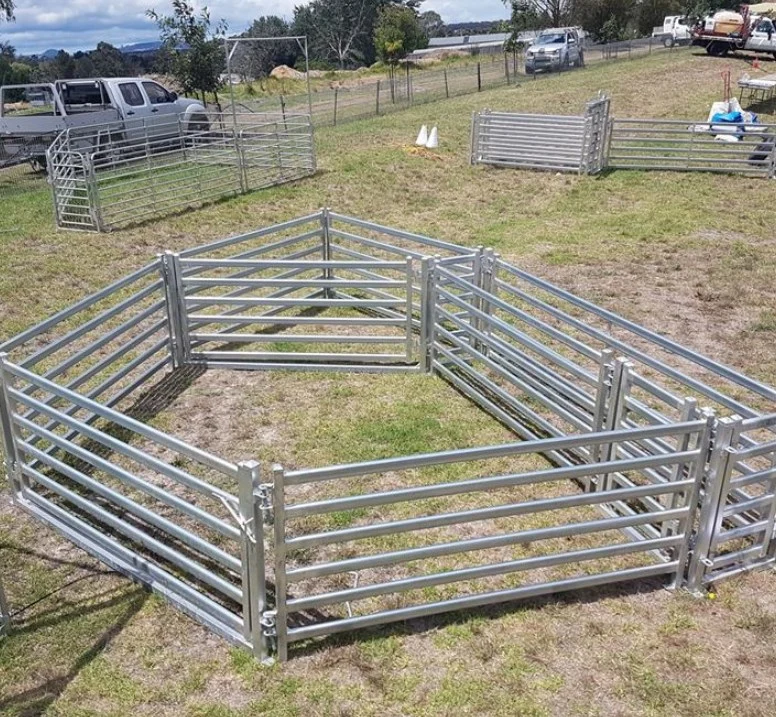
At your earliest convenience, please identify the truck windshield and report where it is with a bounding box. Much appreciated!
[1,86,61,117]
[537,33,566,45]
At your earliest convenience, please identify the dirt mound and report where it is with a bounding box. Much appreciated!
[270,65,306,80]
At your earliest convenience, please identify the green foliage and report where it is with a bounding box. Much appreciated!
[419,10,446,38]
[374,5,428,64]
[232,16,300,80]
[574,0,633,42]
[148,0,227,101]
[0,0,12,21]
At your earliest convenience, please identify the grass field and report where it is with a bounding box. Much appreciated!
[2,48,776,716]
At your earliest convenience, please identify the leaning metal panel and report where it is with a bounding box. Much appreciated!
[2,209,775,663]
[46,113,316,232]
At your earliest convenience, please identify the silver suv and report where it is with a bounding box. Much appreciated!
[525,28,584,74]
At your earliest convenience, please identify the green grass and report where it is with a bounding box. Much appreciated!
[2,48,776,716]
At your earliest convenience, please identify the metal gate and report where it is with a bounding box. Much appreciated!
[269,420,708,660]
[168,253,419,371]
[687,414,776,589]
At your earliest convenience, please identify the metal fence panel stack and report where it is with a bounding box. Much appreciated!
[46,113,316,232]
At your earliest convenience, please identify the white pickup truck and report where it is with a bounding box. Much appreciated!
[0,77,209,169]
[652,16,692,47]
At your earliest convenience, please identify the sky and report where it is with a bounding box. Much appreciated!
[2,0,509,56]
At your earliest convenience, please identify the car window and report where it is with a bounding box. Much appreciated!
[120,83,145,107]
[537,33,566,45]
[61,83,106,105]
[143,82,172,105]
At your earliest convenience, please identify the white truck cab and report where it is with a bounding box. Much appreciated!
[653,16,691,47]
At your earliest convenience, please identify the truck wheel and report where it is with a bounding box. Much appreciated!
[707,41,728,57]
[187,114,210,134]
[663,36,675,48]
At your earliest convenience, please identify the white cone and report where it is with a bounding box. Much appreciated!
[425,126,438,149]
[415,125,428,146]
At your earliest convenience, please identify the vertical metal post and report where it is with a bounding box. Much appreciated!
[686,415,742,592]
[304,36,313,120]
[599,357,632,493]
[444,69,449,99]
[672,408,716,589]
[479,249,496,356]
[405,63,411,104]
[419,257,436,374]
[477,62,482,91]
[663,398,698,537]
[333,88,339,126]
[271,464,288,662]
[161,251,191,368]
[0,354,23,500]
[321,208,332,298]
[238,460,267,660]
[405,257,414,364]
[504,53,509,84]
[764,446,776,560]
[376,79,381,116]
[588,349,614,491]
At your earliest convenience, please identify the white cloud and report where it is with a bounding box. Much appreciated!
[1,0,509,55]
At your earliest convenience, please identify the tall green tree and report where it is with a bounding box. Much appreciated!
[293,0,378,69]
[90,42,128,76]
[148,0,227,102]
[573,0,633,41]
[233,16,299,80]
[419,10,445,37]
[374,5,427,63]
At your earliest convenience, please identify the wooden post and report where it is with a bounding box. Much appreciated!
[333,87,338,126]
[444,69,449,98]
[477,62,482,91]
[376,79,380,116]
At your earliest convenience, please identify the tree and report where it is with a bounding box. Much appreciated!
[91,42,128,77]
[419,10,445,38]
[506,0,543,34]
[148,0,227,102]
[374,5,427,63]
[636,0,682,36]
[293,0,378,69]
[232,16,299,80]
[573,0,633,41]
[1,0,13,21]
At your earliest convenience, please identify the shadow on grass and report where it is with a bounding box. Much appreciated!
[0,541,148,716]
[287,575,670,660]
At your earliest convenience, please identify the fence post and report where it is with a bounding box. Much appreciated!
[376,79,381,116]
[270,464,288,662]
[419,257,437,374]
[685,415,742,593]
[478,249,496,355]
[333,87,339,126]
[160,252,191,369]
[504,53,510,84]
[321,207,332,297]
[406,63,411,104]
[444,69,449,99]
[663,397,698,537]
[672,407,715,589]
[477,62,482,91]
[599,357,632,493]
[469,111,480,165]
[237,460,268,661]
[0,354,23,501]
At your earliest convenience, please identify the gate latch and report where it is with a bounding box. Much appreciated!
[257,484,274,526]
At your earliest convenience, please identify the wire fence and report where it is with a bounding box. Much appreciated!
[226,35,680,129]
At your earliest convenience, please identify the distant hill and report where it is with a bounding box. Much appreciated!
[119,41,164,55]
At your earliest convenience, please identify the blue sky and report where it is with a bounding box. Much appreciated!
[2,0,509,56]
